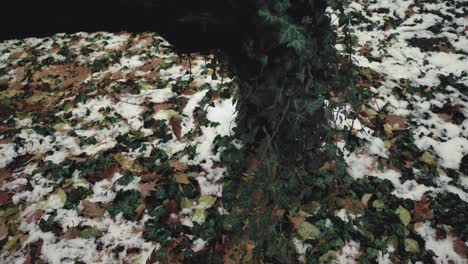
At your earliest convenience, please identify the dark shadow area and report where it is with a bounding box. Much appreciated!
[1,0,252,55]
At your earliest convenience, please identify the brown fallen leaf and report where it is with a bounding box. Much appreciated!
[24,239,43,264]
[405,7,415,18]
[319,160,337,171]
[135,203,146,220]
[359,44,370,55]
[168,160,188,172]
[152,103,173,113]
[288,214,305,230]
[170,116,182,140]
[26,209,43,224]
[337,197,365,214]
[413,195,433,221]
[453,239,468,259]
[139,181,157,197]
[82,200,106,218]
[0,221,8,240]
[0,191,12,206]
[385,115,407,131]
[174,173,190,184]
[59,228,80,240]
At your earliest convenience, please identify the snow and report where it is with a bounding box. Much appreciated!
[415,223,467,264]
[336,241,360,264]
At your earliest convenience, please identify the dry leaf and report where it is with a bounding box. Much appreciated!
[405,7,415,18]
[168,160,188,172]
[152,103,173,113]
[59,228,80,240]
[413,196,433,221]
[319,160,336,171]
[453,239,468,259]
[82,200,106,218]
[0,221,8,240]
[338,197,365,214]
[359,44,370,55]
[135,203,146,220]
[139,181,157,197]
[288,214,305,230]
[385,115,407,131]
[0,168,11,181]
[0,191,11,206]
[170,116,182,140]
[175,173,190,184]
[26,209,43,224]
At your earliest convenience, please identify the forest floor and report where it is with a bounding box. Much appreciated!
[0,0,467,263]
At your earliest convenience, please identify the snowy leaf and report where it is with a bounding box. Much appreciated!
[198,195,216,209]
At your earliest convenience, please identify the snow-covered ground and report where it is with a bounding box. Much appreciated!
[0,32,238,263]
[0,0,467,263]
[324,0,468,263]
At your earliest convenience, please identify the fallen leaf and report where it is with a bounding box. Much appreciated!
[26,209,43,223]
[413,195,433,221]
[198,195,217,209]
[298,222,320,240]
[288,214,305,230]
[319,250,337,263]
[114,153,135,170]
[404,238,419,253]
[319,160,336,171]
[395,206,411,226]
[152,103,173,113]
[453,239,468,259]
[60,228,80,239]
[0,221,8,240]
[241,240,255,262]
[175,173,191,184]
[385,115,407,131]
[168,160,188,172]
[82,200,106,218]
[361,193,373,208]
[139,181,157,197]
[0,168,11,181]
[359,44,370,55]
[405,7,415,18]
[338,197,365,214]
[420,151,436,165]
[170,116,182,140]
[135,203,146,220]
[0,191,11,206]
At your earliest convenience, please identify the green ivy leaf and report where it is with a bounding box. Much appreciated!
[279,24,306,52]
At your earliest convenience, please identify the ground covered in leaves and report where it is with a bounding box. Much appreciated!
[0,0,467,263]
[0,32,239,263]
